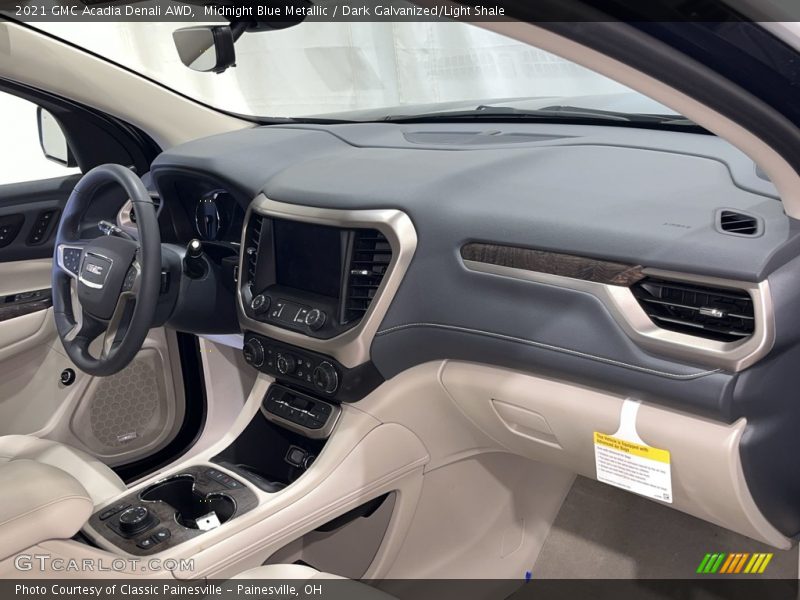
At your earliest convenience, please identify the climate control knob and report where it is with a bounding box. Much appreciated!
[304,308,326,331]
[276,353,297,375]
[313,361,339,394]
[243,339,265,367]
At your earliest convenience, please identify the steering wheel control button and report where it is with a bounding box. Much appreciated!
[122,265,138,292]
[60,247,83,275]
[251,293,270,314]
[304,308,326,331]
[243,339,265,367]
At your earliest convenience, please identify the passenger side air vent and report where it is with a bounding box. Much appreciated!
[717,210,760,236]
[343,229,392,323]
[244,214,264,285]
[631,278,755,342]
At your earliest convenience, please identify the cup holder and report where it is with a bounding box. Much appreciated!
[140,474,236,530]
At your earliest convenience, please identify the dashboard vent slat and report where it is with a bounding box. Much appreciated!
[244,214,264,285]
[718,210,760,236]
[343,229,392,323]
[632,278,755,342]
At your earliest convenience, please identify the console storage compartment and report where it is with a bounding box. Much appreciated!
[212,386,329,493]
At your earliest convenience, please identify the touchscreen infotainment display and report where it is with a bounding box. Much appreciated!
[273,219,342,298]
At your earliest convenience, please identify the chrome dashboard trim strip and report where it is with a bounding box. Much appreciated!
[462,260,775,372]
[237,195,418,368]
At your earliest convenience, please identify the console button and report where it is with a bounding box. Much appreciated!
[243,339,265,367]
[152,529,171,543]
[137,537,157,550]
[250,294,270,314]
[99,502,131,521]
[312,362,339,394]
[222,477,242,489]
[285,446,307,467]
[118,506,154,536]
[276,353,297,375]
[304,308,326,331]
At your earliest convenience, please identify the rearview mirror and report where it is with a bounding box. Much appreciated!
[173,25,236,74]
[37,107,77,167]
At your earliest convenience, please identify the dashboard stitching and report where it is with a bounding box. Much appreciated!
[374,322,721,380]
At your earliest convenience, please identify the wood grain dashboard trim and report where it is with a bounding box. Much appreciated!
[461,243,645,287]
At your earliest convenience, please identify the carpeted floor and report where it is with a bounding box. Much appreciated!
[532,476,798,579]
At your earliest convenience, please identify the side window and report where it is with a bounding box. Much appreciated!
[0,91,80,186]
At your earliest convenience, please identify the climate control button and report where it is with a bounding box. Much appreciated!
[313,361,339,394]
[243,339,265,367]
[276,353,297,375]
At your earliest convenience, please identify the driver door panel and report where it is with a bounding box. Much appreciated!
[0,181,184,471]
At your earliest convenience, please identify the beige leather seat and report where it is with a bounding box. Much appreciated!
[233,565,393,599]
[0,435,126,506]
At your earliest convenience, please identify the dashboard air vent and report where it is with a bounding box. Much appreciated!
[343,229,392,322]
[244,214,264,285]
[129,195,161,224]
[718,210,759,236]
[631,278,755,342]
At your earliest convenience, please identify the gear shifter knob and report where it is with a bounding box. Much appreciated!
[187,238,203,259]
[184,239,207,278]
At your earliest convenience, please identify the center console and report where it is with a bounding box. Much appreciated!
[87,465,257,555]
[237,198,416,403]
[81,200,417,562]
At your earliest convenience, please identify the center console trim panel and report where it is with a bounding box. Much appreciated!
[237,195,418,368]
[260,383,342,439]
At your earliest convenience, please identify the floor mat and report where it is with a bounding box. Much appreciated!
[532,476,798,579]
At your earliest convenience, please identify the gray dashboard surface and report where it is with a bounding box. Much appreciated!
[150,121,800,416]
[153,122,796,282]
[153,122,800,536]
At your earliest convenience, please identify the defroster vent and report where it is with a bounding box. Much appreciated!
[343,229,392,322]
[632,278,755,342]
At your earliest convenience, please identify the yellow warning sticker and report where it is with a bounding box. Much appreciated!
[594,432,671,463]
[594,431,672,503]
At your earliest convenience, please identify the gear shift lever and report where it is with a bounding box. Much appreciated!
[183,239,208,279]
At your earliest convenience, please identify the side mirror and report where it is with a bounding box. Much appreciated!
[37,107,77,167]
[173,25,236,74]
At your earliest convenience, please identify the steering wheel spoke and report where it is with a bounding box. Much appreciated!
[65,306,105,345]
[101,294,135,360]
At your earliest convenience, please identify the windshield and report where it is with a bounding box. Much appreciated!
[37,20,679,121]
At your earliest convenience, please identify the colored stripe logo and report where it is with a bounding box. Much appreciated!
[696,552,773,574]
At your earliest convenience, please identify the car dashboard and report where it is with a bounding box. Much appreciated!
[148,121,800,540]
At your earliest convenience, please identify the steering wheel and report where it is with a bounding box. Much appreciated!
[52,164,161,377]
